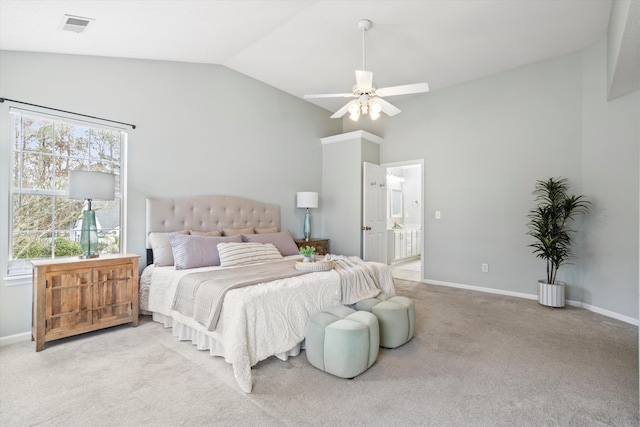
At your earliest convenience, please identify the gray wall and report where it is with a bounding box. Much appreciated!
[0,34,638,339]
[607,0,640,100]
[0,51,341,338]
[322,136,379,257]
[378,40,639,320]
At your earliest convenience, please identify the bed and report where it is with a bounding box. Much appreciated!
[139,195,395,392]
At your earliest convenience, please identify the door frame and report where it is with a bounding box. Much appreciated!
[381,159,424,279]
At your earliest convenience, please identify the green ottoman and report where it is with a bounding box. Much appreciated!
[355,293,415,349]
[305,306,379,379]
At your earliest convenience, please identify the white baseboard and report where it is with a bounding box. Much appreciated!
[2,280,636,344]
[424,279,638,326]
[0,332,31,347]
[565,300,639,326]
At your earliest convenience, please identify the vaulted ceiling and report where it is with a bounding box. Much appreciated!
[0,1,614,113]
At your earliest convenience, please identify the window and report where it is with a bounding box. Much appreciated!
[8,108,126,275]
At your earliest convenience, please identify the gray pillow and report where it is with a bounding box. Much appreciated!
[223,227,254,236]
[168,233,242,270]
[242,231,300,256]
[190,230,222,237]
[255,227,278,234]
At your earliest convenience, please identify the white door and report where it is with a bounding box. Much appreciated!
[362,162,387,262]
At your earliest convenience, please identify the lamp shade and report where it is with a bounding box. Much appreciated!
[68,170,115,201]
[297,192,318,209]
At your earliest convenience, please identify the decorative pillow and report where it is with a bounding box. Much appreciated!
[222,227,254,236]
[255,227,278,234]
[190,230,222,237]
[242,231,300,256]
[169,233,242,270]
[217,242,283,267]
[148,230,190,266]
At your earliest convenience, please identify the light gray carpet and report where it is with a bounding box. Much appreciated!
[1,280,637,426]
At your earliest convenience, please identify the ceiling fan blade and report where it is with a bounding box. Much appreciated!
[355,70,373,90]
[304,92,355,99]
[375,97,402,117]
[330,100,359,119]
[375,82,429,97]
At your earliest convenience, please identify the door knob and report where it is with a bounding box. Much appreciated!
[361,226,372,230]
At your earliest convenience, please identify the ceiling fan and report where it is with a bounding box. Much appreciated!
[304,19,429,121]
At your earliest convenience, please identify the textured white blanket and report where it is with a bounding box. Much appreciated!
[146,257,395,392]
[330,255,385,304]
[172,258,307,330]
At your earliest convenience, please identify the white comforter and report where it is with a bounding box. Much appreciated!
[143,256,395,392]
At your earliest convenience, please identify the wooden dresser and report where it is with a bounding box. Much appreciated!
[31,254,140,351]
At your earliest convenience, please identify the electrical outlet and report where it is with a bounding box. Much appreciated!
[481,263,489,273]
[435,211,441,219]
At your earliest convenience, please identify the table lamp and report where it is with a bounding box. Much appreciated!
[68,170,116,258]
[296,192,318,241]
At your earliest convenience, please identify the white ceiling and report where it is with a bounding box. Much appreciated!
[0,0,613,114]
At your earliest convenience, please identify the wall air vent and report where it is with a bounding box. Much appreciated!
[59,14,94,33]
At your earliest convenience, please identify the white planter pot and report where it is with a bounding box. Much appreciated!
[537,280,565,308]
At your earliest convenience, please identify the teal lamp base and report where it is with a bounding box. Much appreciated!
[303,209,311,241]
[79,210,99,259]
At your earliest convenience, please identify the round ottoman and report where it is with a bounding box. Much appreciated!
[305,306,379,379]
[355,293,415,349]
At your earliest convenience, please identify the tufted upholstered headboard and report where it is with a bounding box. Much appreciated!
[145,195,281,265]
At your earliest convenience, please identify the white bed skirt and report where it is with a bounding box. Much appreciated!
[151,312,303,362]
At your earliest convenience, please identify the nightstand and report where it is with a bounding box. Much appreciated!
[31,253,140,351]
[294,238,330,256]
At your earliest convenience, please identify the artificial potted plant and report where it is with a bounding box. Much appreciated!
[527,177,590,307]
[299,245,316,263]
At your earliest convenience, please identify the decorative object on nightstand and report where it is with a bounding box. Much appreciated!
[31,254,140,351]
[299,245,316,262]
[296,191,318,241]
[68,170,116,259]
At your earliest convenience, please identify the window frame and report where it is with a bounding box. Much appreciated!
[7,107,127,276]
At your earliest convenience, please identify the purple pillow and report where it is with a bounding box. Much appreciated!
[242,231,300,256]
[168,233,242,270]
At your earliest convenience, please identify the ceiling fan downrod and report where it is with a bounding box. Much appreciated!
[357,19,372,71]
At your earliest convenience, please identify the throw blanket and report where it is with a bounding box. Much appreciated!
[330,255,382,304]
[172,258,307,330]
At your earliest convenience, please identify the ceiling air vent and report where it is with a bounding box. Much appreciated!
[59,14,94,33]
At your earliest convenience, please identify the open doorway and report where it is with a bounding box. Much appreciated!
[382,160,423,282]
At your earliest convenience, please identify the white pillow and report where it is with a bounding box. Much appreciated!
[148,230,189,266]
[217,242,283,267]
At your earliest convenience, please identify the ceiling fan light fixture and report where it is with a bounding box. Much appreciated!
[303,18,429,120]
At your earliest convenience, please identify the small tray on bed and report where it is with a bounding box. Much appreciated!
[295,260,335,272]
